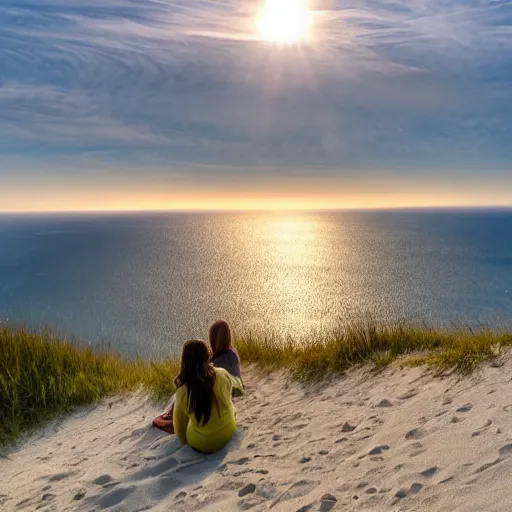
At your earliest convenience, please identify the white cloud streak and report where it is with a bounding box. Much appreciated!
[0,0,511,172]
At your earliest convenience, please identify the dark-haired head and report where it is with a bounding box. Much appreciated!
[209,320,232,357]
[175,339,216,425]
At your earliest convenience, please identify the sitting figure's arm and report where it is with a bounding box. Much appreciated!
[230,375,244,397]
[173,391,189,445]
[213,349,244,396]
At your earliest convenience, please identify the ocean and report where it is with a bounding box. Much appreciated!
[0,209,511,358]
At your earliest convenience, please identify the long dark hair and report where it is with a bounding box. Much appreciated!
[174,339,216,425]
[209,320,232,357]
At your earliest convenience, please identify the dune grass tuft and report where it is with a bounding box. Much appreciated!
[235,322,512,379]
[1,322,511,446]
[0,326,178,446]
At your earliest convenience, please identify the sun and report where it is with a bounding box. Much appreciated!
[257,0,312,43]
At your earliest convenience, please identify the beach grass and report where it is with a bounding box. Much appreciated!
[2,322,512,445]
[0,326,178,446]
[236,323,512,379]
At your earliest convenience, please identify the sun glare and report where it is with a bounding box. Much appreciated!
[257,0,311,43]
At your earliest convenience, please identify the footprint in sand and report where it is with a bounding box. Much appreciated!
[48,471,77,482]
[410,483,423,494]
[376,399,393,408]
[254,454,277,460]
[456,404,473,413]
[16,497,34,508]
[405,428,426,440]
[472,420,492,437]
[234,468,253,477]
[93,475,114,486]
[499,444,512,458]
[410,448,427,457]
[420,466,439,478]
[229,457,250,465]
[475,444,512,473]
[238,483,257,497]
[319,494,337,511]
[73,489,86,501]
[290,423,309,431]
[475,461,497,473]
[369,445,390,456]
[398,390,418,400]
[394,483,423,500]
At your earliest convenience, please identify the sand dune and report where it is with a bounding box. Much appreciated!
[3,359,512,511]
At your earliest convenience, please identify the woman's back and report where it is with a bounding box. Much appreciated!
[173,367,236,453]
[213,347,241,378]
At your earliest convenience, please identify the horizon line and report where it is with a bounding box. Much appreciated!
[1,204,512,215]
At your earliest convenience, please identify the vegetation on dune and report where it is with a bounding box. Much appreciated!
[0,326,178,446]
[236,323,512,379]
[1,322,512,446]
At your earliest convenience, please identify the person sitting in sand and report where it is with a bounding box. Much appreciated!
[169,339,238,453]
[152,320,243,435]
[208,320,244,395]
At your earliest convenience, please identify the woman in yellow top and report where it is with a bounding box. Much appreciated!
[172,339,238,454]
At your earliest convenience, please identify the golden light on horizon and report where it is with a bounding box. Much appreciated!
[2,173,511,213]
[257,0,312,43]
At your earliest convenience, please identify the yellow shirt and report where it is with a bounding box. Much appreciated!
[173,367,237,454]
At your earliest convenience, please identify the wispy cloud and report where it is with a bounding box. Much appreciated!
[0,0,511,177]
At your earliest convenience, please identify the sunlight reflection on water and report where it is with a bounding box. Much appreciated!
[0,210,511,357]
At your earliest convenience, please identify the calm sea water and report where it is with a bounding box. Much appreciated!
[0,210,511,358]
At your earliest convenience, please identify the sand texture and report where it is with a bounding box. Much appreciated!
[3,360,512,511]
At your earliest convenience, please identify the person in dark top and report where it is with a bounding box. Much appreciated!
[209,320,243,394]
[152,320,243,435]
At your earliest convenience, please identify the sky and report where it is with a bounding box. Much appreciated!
[0,0,511,211]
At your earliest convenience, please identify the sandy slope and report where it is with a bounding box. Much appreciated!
[3,359,512,512]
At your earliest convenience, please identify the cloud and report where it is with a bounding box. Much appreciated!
[0,0,511,176]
